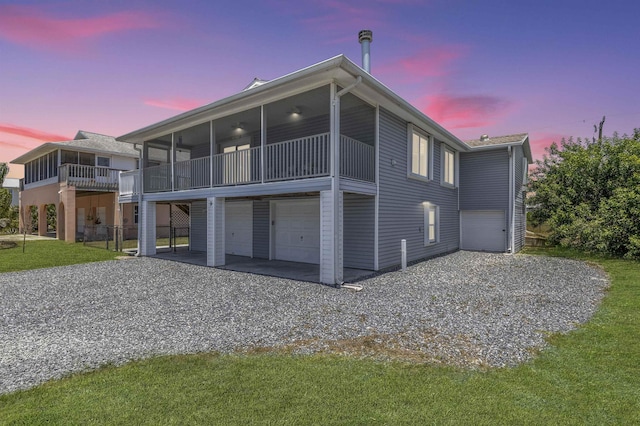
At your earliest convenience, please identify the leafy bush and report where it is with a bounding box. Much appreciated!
[529,129,640,258]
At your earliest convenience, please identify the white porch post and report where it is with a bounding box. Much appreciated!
[207,196,225,267]
[320,190,343,285]
[171,133,175,192]
[261,104,266,183]
[139,200,156,256]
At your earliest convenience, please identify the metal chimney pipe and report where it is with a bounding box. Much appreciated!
[358,29,373,73]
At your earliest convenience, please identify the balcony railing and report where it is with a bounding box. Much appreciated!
[340,135,375,182]
[176,156,211,190]
[121,133,375,195]
[265,133,330,181]
[119,170,139,196]
[212,146,261,186]
[59,164,120,191]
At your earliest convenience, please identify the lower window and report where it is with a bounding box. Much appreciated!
[423,202,439,245]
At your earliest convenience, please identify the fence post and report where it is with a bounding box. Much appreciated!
[401,239,407,272]
[173,227,176,253]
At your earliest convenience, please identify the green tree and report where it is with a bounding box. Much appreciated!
[529,129,640,258]
[0,162,19,234]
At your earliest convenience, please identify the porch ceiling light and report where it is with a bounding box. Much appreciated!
[287,106,302,116]
[232,122,245,131]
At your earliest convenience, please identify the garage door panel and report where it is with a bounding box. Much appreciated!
[226,201,252,256]
[274,199,320,264]
[461,210,506,252]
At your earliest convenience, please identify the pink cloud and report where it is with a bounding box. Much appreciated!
[144,98,207,112]
[0,5,161,51]
[418,94,513,129]
[528,132,568,162]
[0,123,69,142]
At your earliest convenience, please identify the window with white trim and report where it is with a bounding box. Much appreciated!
[442,146,456,187]
[423,202,439,245]
[409,127,432,179]
[97,156,110,167]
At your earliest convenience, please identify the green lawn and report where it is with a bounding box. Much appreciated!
[0,248,638,424]
[0,239,120,273]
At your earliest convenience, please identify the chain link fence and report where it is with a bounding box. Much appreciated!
[82,225,190,252]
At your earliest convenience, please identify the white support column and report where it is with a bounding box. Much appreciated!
[320,190,343,285]
[139,200,156,256]
[337,190,343,283]
[207,197,225,267]
[171,133,175,192]
[261,105,266,183]
[210,121,215,188]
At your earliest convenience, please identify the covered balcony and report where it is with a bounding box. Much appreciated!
[119,84,376,196]
[59,164,121,191]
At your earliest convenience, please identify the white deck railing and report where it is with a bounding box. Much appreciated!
[340,135,375,182]
[212,146,261,186]
[59,164,120,190]
[119,170,139,195]
[265,133,330,181]
[143,163,172,193]
[175,156,210,190]
[121,133,375,195]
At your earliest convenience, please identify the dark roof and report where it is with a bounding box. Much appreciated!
[11,130,139,164]
[465,133,532,163]
[465,133,529,147]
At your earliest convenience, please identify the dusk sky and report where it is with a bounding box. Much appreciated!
[1,0,638,178]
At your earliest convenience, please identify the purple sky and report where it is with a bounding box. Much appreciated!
[2,0,638,178]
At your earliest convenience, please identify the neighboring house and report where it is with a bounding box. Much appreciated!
[1,177,20,207]
[116,55,532,285]
[10,131,156,241]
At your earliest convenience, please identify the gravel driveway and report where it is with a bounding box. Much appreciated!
[0,251,608,395]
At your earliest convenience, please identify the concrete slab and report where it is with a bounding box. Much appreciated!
[150,248,373,284]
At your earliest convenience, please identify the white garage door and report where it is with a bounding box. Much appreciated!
[273,198,320,264]
[226,201,253,257]
[461,210,506,252]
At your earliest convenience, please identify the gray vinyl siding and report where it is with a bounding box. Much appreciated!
[343,193,375,270]
[459,149,509,211]
[377,108,460,270]
[253,200,270,259]
[190,200,207,252]
[266,114,330,144]
[513,146,527,252]
[340,94,375,146]
[191,143,210,159]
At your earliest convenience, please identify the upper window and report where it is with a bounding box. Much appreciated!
[97,156,110,167]
[409,127,432,180]
[442,146,456,187]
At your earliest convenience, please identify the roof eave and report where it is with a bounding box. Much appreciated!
[467,135,533,163]
[117,55,469,151]
[117,55,348,143]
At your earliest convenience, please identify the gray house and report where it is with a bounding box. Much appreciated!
[461,134,531,254]
[117,55,531,285]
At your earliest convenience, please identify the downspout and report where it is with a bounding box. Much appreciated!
[508,146,514,254]
[332,75,362,286]
[134,144,142,256]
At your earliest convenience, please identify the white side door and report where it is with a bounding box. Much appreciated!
[225,201,253,256]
